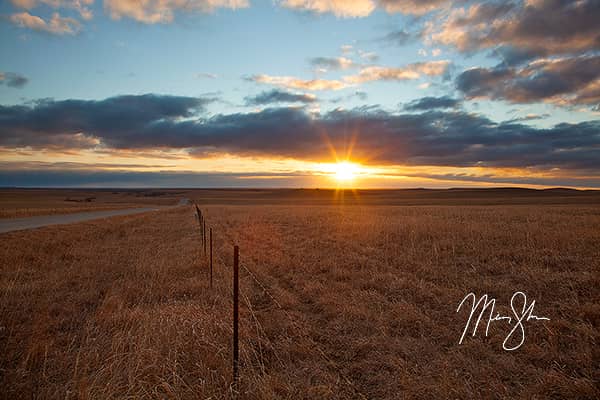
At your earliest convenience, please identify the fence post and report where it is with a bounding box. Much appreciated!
[203,219,207,256]
[232,245,239,384]
[200,212,203,239]
[210,228,213,289]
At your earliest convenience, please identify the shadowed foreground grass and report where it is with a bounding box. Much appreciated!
[1,204,599,399]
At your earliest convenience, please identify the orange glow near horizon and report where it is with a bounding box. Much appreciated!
[1,147,595,189]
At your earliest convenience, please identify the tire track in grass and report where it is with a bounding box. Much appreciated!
[207,211,366,398]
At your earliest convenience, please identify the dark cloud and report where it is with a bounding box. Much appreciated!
[0,161,175,170]
[456,55,600,106]
[0,72,29,88]
[0,169,317,188]
[1,94,599,174]
[492,46,540,67]
[404,96,461,110]
[329,91,368,104]
[426,1,600,108]
[431,0,600,58]
[456,67,514,98]
[0,94,212,149]
[244,89,316,106]
[354,91,368,101]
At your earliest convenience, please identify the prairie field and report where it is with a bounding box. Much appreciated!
[0,189,599,399]
[0,189,182,218]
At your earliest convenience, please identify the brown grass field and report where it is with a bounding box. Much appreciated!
[1,189,599,399]
[0,189,182,218]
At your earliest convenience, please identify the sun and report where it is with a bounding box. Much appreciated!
[333,161,360,182]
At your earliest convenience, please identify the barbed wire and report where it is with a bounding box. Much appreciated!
[195,205,367,399]
[239,262,367,400]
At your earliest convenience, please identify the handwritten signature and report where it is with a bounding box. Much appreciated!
[457,291,550,351]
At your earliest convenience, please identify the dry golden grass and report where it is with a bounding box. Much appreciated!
[0,189,182,218]
[1,191,599,399]
[0,207,236,399]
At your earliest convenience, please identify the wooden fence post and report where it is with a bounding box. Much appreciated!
[200,212,203,239]
[232,245,239,384]
[203,219,207,256]
[210,228,213,289]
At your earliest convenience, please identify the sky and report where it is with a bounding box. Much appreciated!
[0,0,599,188]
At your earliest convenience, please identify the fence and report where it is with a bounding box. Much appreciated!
[195,205,239,384]
[192,203,366,398]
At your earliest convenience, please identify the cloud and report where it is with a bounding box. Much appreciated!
[10,11,81,35]
[427,0,600,59]
[245,89,316,105]
[250,61,449,91]
[340,44,353,54]
[0,168,319,188]
[508,113,550,122]
[0,94,212,149]
[379,29,413,46]
[196,72,218,79]
[491,46,539,67]
[404,96,461,110]
[2,94,599,175]
[378,0,451,15]
[10,0,93,20]
[354,91,368,101]
[0,161,176,170]
[3,164,599,188]
[456,67,513,98]
[279,0,375,18]
[250,74,349,91]
[278,0,451,18]
[104,0,249,23]
[0,72,29,88]
[9,0,36,7]
[400,171,600,189]
[309,57,354,71]
[426,1,600,108]
[345,60,450,84]
[329,90,368,104]
[358,50,378,62]
[456,55,600,106]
